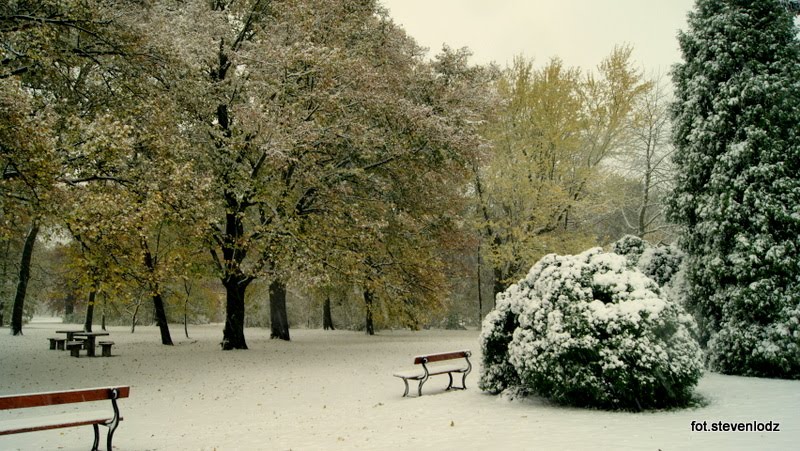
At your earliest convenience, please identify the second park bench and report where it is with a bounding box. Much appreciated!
[393,350,472,397]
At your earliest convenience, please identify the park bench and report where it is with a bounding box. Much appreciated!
[0,386,130,451]
[393,350,472,397]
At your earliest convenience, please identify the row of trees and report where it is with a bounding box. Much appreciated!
[2,1,676,348]
[1,0,495,348]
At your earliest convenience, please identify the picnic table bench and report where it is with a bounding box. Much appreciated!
[393,350,472,397]
[0,386,130,451]
[47,337,66,350]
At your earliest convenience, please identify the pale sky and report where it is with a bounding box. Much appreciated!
[379,0,696,73]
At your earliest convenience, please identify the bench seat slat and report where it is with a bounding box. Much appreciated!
[0,411,121,436]
[393,362,469,379]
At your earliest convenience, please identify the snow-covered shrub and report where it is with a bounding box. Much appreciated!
[479,248,704,410]
[611,238,688,308]
[610,235,648,265]
[478,289,524,394]
[637,244,684,287]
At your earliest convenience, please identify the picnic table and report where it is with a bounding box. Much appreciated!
[72,332,110,357]
[55,329,85,342]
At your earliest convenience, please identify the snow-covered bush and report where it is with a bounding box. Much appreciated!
[479,248,704,410]
[610,237,688,307]
[636,244,684,287]
[478,290,523,394]
[610,235,648,265]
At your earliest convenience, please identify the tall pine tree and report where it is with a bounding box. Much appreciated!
[670,0,800,378]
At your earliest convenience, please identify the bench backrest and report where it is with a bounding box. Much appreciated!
[414,350,471,365]
[0,386,130,410]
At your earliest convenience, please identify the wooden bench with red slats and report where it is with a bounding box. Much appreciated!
[0,386,130,451]
[393,350,472,397]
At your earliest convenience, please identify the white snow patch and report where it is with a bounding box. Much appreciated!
[0,323,798,450]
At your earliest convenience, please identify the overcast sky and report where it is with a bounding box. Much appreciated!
[379,0,696,73]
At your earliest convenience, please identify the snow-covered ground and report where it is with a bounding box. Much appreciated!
[1,321,798,450]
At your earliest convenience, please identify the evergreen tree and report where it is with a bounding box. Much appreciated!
[670,0,800,378]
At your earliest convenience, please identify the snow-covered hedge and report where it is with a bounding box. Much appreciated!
[479,248,704,410]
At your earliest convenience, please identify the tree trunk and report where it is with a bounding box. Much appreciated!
[152,292,174,345]
[492,266,505,303]
[477,247,484,323]
[364,289,375,336]
[184,279,192,339]
[64,292,75,319]
[323,297,335,331]
[184,299,190,339]
[269,279,290,341]
[222,274,250,349]
[130,298,141,333]
[84,291,95,332]
[1,239,9,328]
[638,163,652,238]
[140,239,173,344]
[11,222,39,336]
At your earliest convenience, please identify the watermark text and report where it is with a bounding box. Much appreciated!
[690,420,781,432]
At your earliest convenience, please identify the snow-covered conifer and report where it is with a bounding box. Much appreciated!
[670,0,800,378]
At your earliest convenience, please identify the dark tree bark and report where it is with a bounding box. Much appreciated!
[492,266,505,304]
[141,240,173,345]
[184,280,192,339]
[477,247,484,323]
[152,293,173,345]
[1,239,8,328]
[84,290,95,332]
[364,289,375,336]
[11,222,39,336]
[64,292,75,319]
[323,297,335,330]
[222,274,250,349]
[269,279,290,341]
[130,299,141,333]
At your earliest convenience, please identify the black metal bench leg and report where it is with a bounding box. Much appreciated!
[446,373,454,390]
[107,422,118,451]
[107,389,121,450]
[92,424,100,451]
[401,378,409,397]
[417,374,429,397]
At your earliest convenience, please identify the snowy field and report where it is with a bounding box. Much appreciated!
[1,320,798,450]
